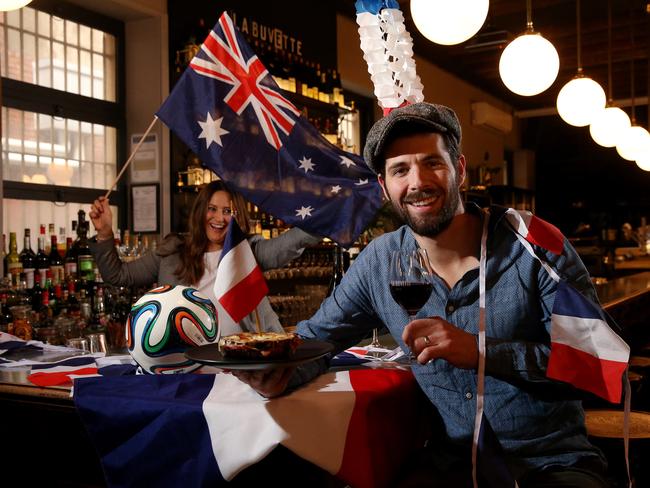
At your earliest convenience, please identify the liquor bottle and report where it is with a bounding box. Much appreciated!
[57,227,67,258]
[19,228,36,289]
[77,221,95,282]
[64,237,77,282]
[1,234,6,278]
[327,245,345,296]
[6,232,23,285]
[31,273,43,312]
[119,229,132,260]
[35,234,50,286]
[48,235,64,285]
[260,212,272,240]
[47,223,55,253]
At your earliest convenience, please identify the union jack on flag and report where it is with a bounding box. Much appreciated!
[189,14,300,150]
[156,11,383,248]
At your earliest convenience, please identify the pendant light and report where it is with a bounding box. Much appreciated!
[589,0,630,147]
[556,0,606,127]
[615,7,650,162]
[0,0,31,11]
[410,0,489,46]
[499,0,559,96]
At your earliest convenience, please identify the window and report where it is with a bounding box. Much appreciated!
[1,1,124,245]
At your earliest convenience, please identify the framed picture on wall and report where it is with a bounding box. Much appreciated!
[131,184,159,233]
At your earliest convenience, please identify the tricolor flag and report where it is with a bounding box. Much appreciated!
[28,356,99,387]
[505,208,564,256]
[214,219,268,327]
[504,207,630,403]
[74,368,419,488]
[547,281,629,403]
[156,11,383,248]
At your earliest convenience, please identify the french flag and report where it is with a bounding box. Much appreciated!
[214,219,269,325]
[505,208,564,256]
[547,281,629,403]
[504,208,629,403]
[73,368,419,488]
[28,356,99,387]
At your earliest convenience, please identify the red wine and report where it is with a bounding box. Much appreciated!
[389,281,433,315]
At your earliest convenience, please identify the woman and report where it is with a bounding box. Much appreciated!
[88,180,321,335]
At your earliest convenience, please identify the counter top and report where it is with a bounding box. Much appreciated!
[596,271,650,310]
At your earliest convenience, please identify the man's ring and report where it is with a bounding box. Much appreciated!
[423,335,431,346]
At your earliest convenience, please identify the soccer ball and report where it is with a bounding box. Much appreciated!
[126,285,219,374]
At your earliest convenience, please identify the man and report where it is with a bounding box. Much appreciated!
[234,102,610,487]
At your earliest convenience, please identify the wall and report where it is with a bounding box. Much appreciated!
[336,14,521,186]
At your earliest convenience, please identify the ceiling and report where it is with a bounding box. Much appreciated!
[338,0,650,119]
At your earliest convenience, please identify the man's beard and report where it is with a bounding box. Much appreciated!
[389,185,461,237]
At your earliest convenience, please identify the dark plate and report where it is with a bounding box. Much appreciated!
[185,339,334,371]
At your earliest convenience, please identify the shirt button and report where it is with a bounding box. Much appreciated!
[465,392,473,400]
[446,304,455,313]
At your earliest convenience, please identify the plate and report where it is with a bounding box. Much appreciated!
[184,339,334,371]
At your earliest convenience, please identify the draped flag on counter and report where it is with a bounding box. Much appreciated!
[214,218,268,326]
[156,11,383,248]
[74,368,419,488]
[505,207,630,403]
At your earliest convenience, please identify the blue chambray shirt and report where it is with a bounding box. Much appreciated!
[296,205,605,478]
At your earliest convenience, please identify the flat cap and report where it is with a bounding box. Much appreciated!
[363,102,461,174]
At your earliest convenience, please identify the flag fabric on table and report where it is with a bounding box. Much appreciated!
[213,219,268,328]
[26,355,137,387]
[547,281,630,403]
[155,11,383,248]
[503,207,630,403]
[28,356,99,387]
[74,368,419,488]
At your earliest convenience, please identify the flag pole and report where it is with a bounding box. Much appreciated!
[104,116,159,199]
[253,306,262,334]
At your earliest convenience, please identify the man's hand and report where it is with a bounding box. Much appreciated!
[230,366,296,398]
[402,317,478,369]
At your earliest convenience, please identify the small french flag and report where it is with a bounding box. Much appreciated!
[214,219,269,325]
[547,281,629,403]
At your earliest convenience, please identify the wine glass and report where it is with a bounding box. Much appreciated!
[389,249,434,361]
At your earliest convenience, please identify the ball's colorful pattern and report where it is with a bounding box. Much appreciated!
[127,285,218,374]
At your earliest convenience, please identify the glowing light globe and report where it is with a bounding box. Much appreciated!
[127,285,219,374]
[499,33,560,96]
[410,0,489,46]
[0,0,32,11]
[616,126,650,161]
[589,107,631,147]
[636,156,650,171]
[556,76,606,127]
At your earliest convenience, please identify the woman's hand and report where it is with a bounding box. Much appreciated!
[89,196,114,241]
[403,317,478,369]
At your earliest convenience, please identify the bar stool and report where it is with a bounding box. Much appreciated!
[584,409,650,488]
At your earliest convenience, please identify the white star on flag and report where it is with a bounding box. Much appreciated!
[198,113,229,148]
[355,178,369,186]
[340,155,356,168]
[331,185,342,194]
[298,156,315,173]
[295,205,314,220]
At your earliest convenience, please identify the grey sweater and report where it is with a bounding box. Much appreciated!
[89,227,321,288]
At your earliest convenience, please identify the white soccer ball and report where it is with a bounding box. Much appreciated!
[126,285,219,374]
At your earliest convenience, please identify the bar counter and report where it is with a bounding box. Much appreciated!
[2,271,650,486]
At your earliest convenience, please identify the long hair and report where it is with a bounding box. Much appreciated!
[175,180,251,285]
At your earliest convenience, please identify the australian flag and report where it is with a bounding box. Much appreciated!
[156,12,383,247]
